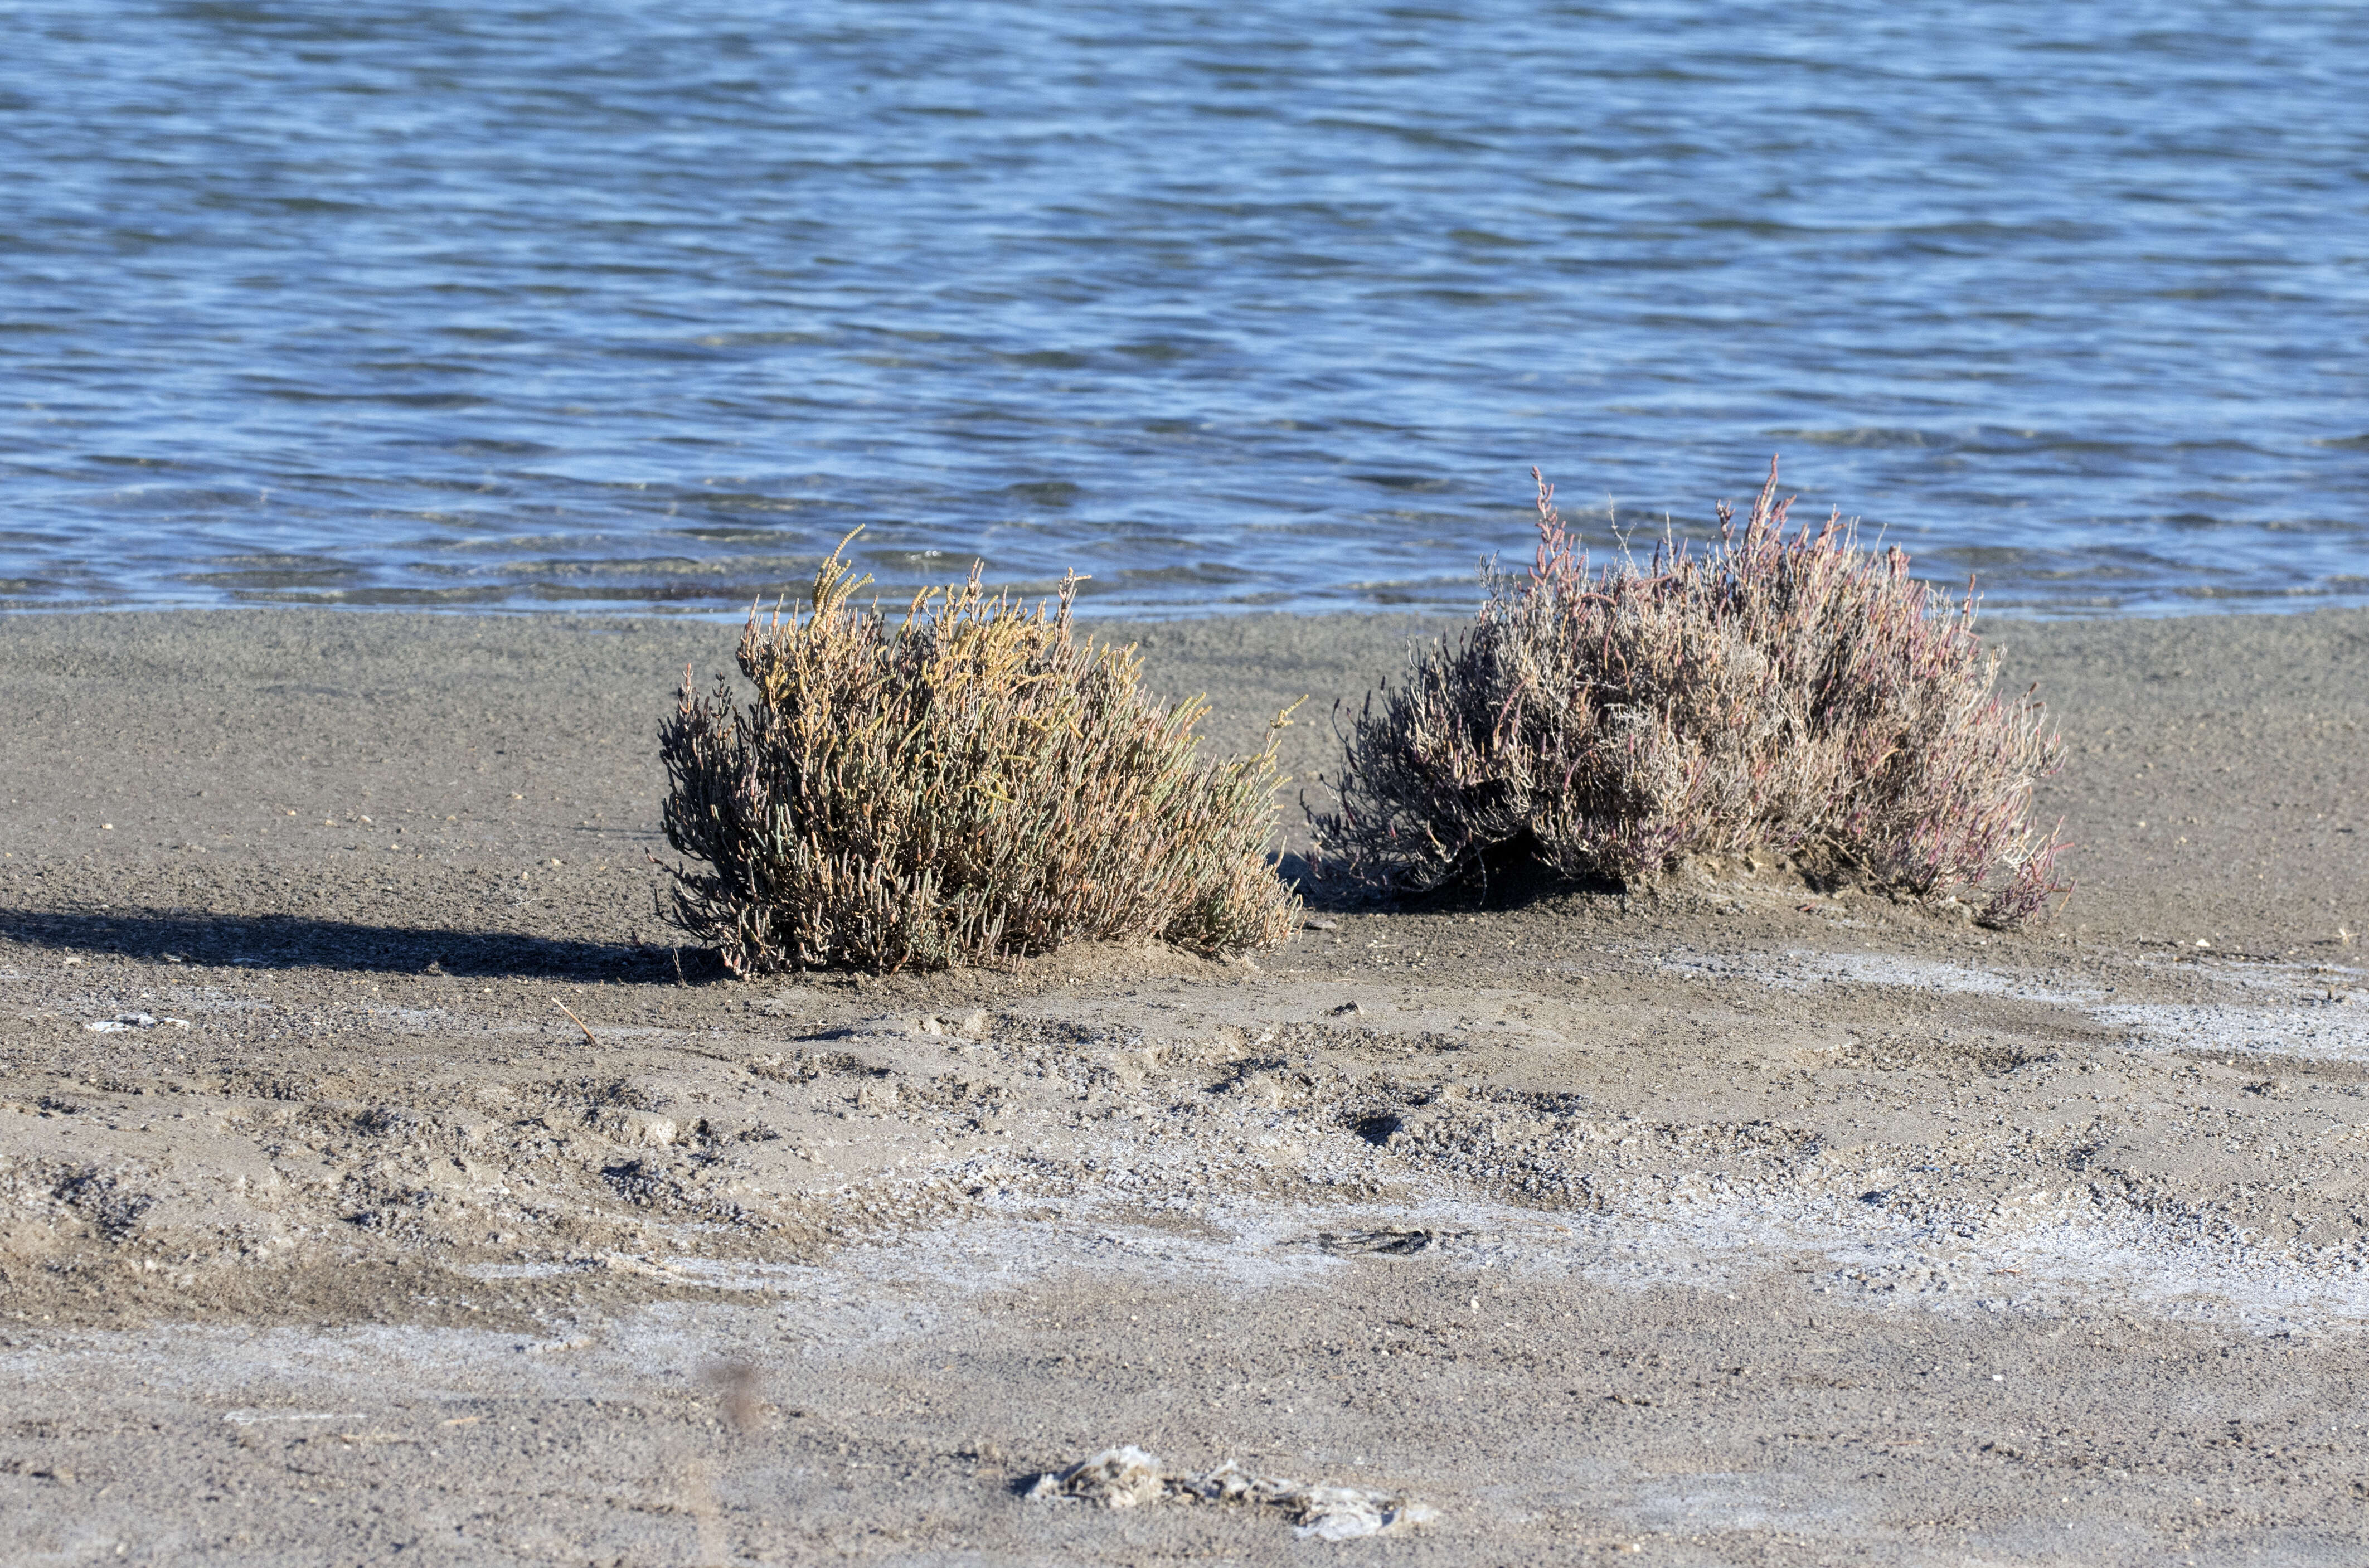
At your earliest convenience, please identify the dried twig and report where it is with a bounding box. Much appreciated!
[550,998,599,1047]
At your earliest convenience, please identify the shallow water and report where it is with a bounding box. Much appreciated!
[3,1,2363,618]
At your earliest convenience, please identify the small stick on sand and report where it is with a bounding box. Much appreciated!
[551,998,598,1047]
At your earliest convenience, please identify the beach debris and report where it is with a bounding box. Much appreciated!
[1314,1225,1467,1256]
[85,1013,190,1032]
[1026,1446,1436,1541]
[1028,1445,1168,1509]
[551,997,599,1045]
[593,1110,678,1148]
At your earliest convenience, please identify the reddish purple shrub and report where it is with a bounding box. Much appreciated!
[1309,459,2071,925]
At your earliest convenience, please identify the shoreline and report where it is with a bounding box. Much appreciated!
[3,605,2366,1563]
[11,582,2369,625]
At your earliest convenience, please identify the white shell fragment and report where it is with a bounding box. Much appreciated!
[1026,1445,1438,1540]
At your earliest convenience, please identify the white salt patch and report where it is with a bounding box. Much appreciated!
[1659,946,2369,1064]
[2095,1002,2369,1063]
[1653,948,2095,1004]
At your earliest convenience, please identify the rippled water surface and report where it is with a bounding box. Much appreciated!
[4,2,2363,617]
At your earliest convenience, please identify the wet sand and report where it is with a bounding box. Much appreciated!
[2,606,2366,1565]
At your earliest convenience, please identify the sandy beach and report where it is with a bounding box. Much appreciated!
[3,605,2367,1565]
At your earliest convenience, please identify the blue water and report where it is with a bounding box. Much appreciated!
[3,1,2363,618]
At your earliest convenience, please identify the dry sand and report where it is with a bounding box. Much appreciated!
[2,605,2366,1566]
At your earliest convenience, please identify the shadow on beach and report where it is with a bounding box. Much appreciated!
[1280,847,1627,918]
[0,908,703,982]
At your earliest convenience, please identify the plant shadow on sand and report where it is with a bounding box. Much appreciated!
[1279,844,1627,918]
[0,909,707,982]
